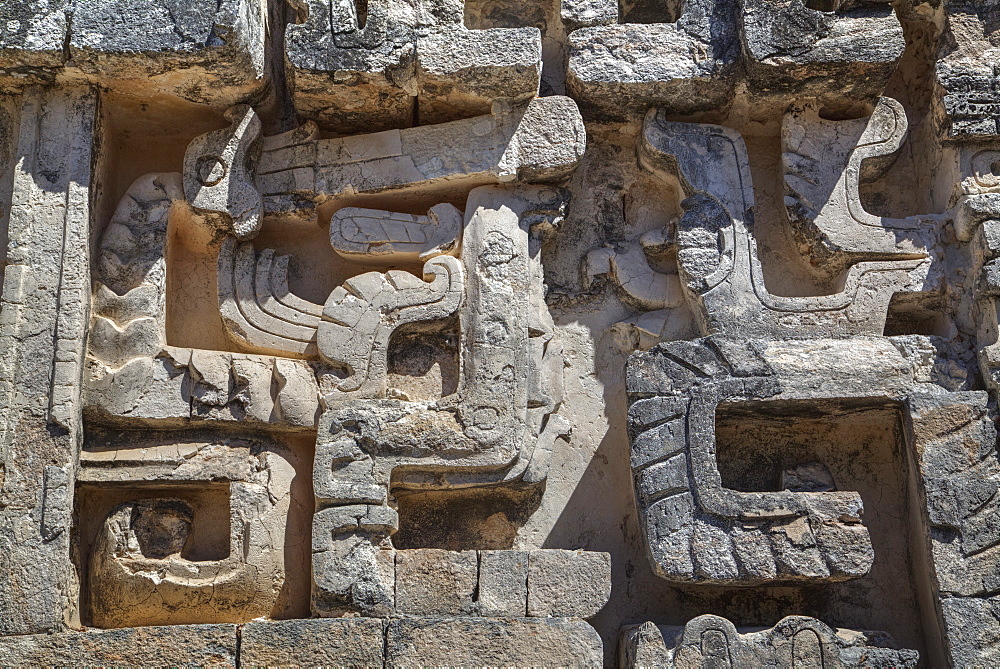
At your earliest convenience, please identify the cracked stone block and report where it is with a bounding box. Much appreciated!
[566,0,741,119]
[0,0,68,87]
[739,0,904,100]
[68,0,266,105]
[395,549,478,616]
[240,618,385,667]
[478,550,529,617]
[385,617,604,666]
[0,625,237,666]
[287,0,543,132]
[527,549,611,618]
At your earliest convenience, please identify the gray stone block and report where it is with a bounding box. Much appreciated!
[386,617,603,666]
[69,0,266,105]
[0,625,237,666]
[527,549,611,618]
[567,0,740,119]
[479,550,529,617]
[240,618,385,667]
[739,0,904,100]
[0,0,67,85]
[395,548,478,616]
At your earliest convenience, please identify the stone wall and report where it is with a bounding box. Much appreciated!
[0,0,998,665]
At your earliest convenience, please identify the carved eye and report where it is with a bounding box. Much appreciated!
[195,155,227,187]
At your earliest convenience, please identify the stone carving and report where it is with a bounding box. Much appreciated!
[621,615,919,668]
[5,0,1000,664]
[593,108,933,344]
[0,87,96,636]
[312,185,572,615]
[79,439,302,627]
[627,337,875,584]
[936,1,1000,139]
[782,97,941,266]
[86,96,584,430]
[85,66,582,634]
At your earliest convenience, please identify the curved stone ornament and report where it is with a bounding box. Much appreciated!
[639,109,933,339]
[621,614,919,668]
[627,338,874,585]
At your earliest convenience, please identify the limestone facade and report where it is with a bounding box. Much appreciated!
[0,0,997,665]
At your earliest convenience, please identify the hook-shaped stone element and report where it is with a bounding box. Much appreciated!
[183,104,263,240]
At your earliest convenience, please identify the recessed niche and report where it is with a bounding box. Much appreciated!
[714,399,935,657]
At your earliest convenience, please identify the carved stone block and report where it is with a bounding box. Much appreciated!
[936,1,1000,138]
[620,615,919,668]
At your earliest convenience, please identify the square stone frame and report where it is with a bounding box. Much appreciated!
[626,335,1000,664]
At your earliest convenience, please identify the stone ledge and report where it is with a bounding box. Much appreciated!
[0,624,238,666]
[0,617,602,667]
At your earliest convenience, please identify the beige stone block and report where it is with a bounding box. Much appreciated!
[385,617,603,666]
[527,549,611,619]
[395,549,478,616]
[240,618,384,667]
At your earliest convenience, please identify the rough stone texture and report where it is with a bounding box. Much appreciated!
[740,0,905,101]
[936,1,1000,138]
[0,0,265,105]
[479,549,529,617]
[395,549,479,615]
[620,615,919,668]
[0,625,237,666]
[567,0,741,120]
[2,0,1000,665]
[527,549,611,618]
[0,86,96,635]
[386,617,604,666]
[0,1,68,85]
[240,618,385,667]
[287,0,542,132]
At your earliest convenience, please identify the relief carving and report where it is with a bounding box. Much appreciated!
[3,0,1000,665]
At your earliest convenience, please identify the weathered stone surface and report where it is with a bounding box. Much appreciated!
[567,0,740,119]
[0,0,265,104]
[0,86,96,635]
[287,0,542,132]
[527,549,611,618]
[385,617,604,666]
[478,549,529,617]
[620,615,919,668]
[3,0,1000,665]
[0,1,67,85]
[395,549,479,615]
[936,1,1000,138]
[0,625,236,666]
[240,618,385,667]
[740,0,904,100]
